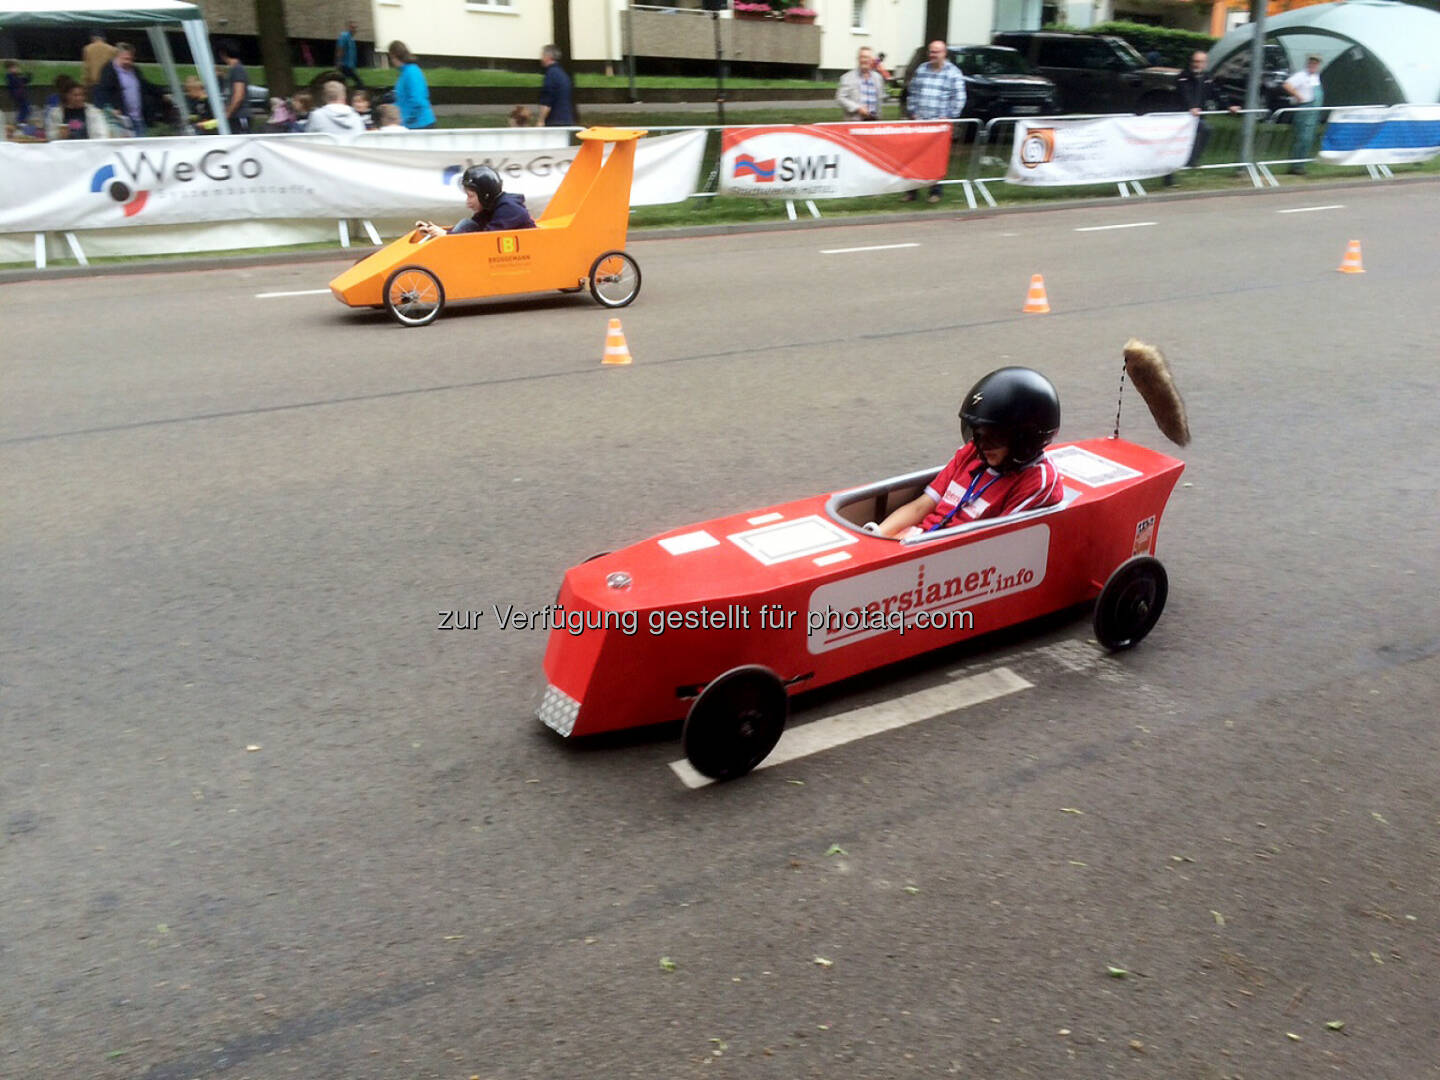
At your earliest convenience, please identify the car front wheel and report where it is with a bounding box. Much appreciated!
[683,666,788,781]
[383,266,445,327]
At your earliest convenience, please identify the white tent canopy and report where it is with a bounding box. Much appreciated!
[0,0,230,134]
[1212,0,1440,107]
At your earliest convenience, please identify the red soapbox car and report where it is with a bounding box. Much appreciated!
[538,436,1183,781]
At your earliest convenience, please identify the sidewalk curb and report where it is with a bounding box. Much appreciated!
[2,173,1433,285]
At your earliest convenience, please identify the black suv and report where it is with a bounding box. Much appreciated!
[1208,43,1292,113]
[990,31,1180,114]
[900,44,1060,124]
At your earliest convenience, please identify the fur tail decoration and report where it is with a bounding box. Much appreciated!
[1123,339,1191,447]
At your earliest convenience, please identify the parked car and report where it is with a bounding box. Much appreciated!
[1208,42,1292,113]
[900,44,1061,124]
[990,31,1181,114]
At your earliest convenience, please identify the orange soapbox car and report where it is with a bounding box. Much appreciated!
[328,127,646,327]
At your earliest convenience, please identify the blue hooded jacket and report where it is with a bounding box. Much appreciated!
[451,192,537,234]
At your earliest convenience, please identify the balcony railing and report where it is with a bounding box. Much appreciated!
[627,6,821,66]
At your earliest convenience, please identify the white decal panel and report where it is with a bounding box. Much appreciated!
[728,515,857,566]
[659,530,720,555]
[1049,445,1141,487]
[806,525,1050,654]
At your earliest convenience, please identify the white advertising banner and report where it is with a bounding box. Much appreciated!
[0,129,706,233]
[1006,114,1198,186]
[1319,104,1440,166]
[719,123,952,199]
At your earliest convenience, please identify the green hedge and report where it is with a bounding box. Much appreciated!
[1044,20,1219,68]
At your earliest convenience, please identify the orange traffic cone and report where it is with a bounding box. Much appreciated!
[1022,273,1051,314]
[1337,239,1365,274]
[602,318,632,365]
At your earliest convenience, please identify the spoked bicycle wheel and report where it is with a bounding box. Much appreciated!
[588,251,642,309]
[383,266,445,327]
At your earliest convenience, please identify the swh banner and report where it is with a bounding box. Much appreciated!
[0,129,706,233]
[1006,114,1197,186]
[720,123,952,199]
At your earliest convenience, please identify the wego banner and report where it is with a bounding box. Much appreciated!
[1007,114,1197,186]
[0,130,706,233]
[720,123,952,200]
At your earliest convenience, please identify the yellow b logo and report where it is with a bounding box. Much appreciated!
[497,235,518,254]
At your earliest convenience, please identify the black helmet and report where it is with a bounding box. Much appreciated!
[958,367,1061,472]
[461,165,503,211]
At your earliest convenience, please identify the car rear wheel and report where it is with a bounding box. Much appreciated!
[589,251,641,308]
[683,665,788,781]
[1094,556,1168,651]
[383,266,445,328]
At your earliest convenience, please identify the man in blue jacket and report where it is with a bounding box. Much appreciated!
[387,40,434,129]
[537,44,575,127]
[417,166,537,238]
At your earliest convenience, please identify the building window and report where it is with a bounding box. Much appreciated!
[466,0,512,8]
[852,0,866,31]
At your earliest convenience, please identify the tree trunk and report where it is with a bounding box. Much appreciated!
[551,0,572,64]
[924,0,951,47]
[255,0,296,97]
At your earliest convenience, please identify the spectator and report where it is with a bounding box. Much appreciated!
[214,39,250,133]
[335,19,363,88]
[266,95,296,133]
[5,60,32,127]
[82,30,117,89]
[902,40,964,203]
[537,44,575,127]
[94,43,167,136]
[182,74,214,131]
[290,90,313,131]
[350,88,374,129]
[45,73,76,111]
[874,51,893,83]
[873,367,1062,538]
[416,165,536,238]
[1283,54,1324,175]
[836,46,886,121]
[305,79,365,134]
[375,102,407,132]
[387,41,434,129]
[45,82,109,139]
[1163,50,1239,187]
[508,104,531,127]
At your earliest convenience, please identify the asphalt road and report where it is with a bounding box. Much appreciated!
[3,183,1438,1080]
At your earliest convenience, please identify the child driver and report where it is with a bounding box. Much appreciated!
[874,366,1063,538]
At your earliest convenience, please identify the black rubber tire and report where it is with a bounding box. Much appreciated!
[683,665,788,782]
[383,265,445,328]
[588,250,642,308]
[1094,556,1168,651]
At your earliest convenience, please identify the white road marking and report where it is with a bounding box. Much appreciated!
[820,242,921,255]
[1074,222,1156,233]
[1277,204,1345,214]
[669,666,1032,789]
[747,512,784,526]
[255,288,332,299]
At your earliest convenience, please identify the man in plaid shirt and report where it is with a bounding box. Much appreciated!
[836,46,887,121]
[904,40,965,203]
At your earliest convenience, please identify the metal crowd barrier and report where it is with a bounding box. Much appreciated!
[8,109,1426,268]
